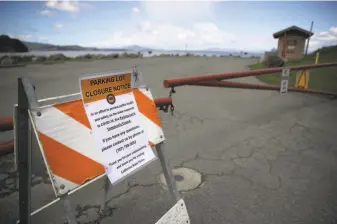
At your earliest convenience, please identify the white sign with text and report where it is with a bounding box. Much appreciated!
[280,68,290,96]
[80,71,156,184]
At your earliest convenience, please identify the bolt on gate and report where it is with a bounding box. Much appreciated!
[12,67,190,224]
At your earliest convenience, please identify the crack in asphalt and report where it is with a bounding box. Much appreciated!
[0,154,51,198]
[71,183,160,224]
[179,153,199,167]
[74,204,116,224]
[106,182,160,203]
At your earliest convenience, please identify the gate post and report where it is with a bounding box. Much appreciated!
[17,78,32,224]
[17,78,40,224]
[156,142,181,202]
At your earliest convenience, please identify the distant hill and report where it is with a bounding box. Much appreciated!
[124,45,153,51]
[1,35,269,54]
[0,35,28,52]
[21,40,129,51]
[24,41,100,51]
[311,45,337,55]
[308,44,337,63]
[22,41,156,52]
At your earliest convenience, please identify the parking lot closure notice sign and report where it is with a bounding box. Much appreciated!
[80,71,155,184]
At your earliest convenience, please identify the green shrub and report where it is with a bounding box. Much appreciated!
[34,56,47,62]
[103,54,119,59]
[21,55,34,62]
[83,54,93,59]
[158,54,171,57]
[48,53,67,61]
[10,56,24,64]
[122,52,140,58]
[75,54,91,60]
[265,55,284,68]
[0,56,13,65]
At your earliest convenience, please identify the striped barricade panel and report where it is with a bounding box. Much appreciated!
[29,87,164,196]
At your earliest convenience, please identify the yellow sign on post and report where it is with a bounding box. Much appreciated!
[315,51,320,64]
[295,69,310,89]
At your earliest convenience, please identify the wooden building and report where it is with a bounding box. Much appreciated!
[273,26,314,60]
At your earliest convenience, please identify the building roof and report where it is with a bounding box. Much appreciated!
[273,26,314,39]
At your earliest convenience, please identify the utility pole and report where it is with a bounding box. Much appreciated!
[305,21,314,56]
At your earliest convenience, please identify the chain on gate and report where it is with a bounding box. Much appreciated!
[159,87,175,115]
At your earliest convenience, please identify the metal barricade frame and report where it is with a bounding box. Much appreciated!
[15,74,186,223]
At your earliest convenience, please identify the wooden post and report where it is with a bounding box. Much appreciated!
[282,32,287,59]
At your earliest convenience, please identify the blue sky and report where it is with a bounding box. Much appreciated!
[1,1,337,52]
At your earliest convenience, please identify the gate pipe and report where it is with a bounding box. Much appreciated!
[0,96,173,157]
[154,97,172,108]
[191,80,337,97]
[0,97,172,132]
[0,140,14,156]
[163,62,337,88]
[0,117,13,132]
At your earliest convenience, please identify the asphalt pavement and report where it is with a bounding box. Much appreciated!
[1,57,337,224]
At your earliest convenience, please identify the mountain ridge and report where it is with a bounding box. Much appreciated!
[1,35,262,53]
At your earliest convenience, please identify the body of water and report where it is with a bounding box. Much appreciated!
[0,50,263,58]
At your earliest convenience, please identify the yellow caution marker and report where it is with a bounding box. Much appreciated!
[295,69,310,89]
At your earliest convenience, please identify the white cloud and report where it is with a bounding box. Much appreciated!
[132,7,139,13]
[7,34,16,39]
[54,23,64,29]
[39,9,53,16]
[329,27,337,35]
[309,26,337,51]
[140,1,215,24]
[85,2,242,50]
[20,34,32,40]
[8,34,32,40]
[83,2,332,52]
[89,21,238,50]
[39,36,50,41]
[45,0,82,13]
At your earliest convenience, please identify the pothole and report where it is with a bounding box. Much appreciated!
[159,167,202,191]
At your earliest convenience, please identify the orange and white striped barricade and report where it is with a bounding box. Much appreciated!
[14,68,189,224]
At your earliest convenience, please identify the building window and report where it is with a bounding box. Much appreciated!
[287,40,297,53]
[287,40,297,46]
